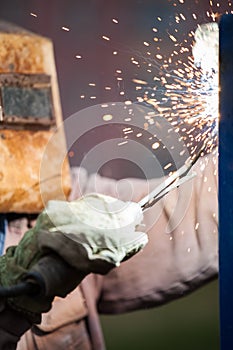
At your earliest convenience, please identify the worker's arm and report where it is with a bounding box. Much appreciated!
[0,194,147,349]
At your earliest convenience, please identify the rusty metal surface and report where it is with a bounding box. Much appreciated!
[0,22,71,213]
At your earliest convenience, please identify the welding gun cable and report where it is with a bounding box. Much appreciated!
[0,281,40,298]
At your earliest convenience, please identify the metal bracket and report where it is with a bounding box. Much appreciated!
[0,73,56,129]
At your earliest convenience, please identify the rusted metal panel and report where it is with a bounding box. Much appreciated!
[0,22,71,213]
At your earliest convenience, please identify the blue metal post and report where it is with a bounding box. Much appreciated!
[219,14,233,350]
[0,215,6,255]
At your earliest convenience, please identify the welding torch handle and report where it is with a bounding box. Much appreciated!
[0,254,85,298]
[26,254,85,297]
[0,281,40,298]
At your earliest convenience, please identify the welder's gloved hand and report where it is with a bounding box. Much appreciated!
[0,193,147,322]
[36,193,147,267]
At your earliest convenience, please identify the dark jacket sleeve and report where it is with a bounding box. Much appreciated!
[84,154,218,314]
[0,305,32,350]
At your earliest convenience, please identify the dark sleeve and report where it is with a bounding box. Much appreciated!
[0,306,32,350]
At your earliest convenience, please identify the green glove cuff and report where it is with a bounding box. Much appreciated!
[0,229,52,320]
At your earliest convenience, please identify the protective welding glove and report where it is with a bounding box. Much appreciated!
[0,193,147,322]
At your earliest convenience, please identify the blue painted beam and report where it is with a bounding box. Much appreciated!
[219,14,233,350]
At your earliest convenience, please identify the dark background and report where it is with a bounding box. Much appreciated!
[0,0,222,348]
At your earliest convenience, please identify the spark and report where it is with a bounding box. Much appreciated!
[102,35,110,41]
[164,162,172,170]
[103,114,113,121]
[132,16,221,161]
[124,129,134,135]
[75,1,232,170]
[132,79,148,85]
[118,140,128,146]
[152,142,160,149]
[179,13,186,21]
[168,33,177,42]
[62,26,70,31]
[30,12,37,17]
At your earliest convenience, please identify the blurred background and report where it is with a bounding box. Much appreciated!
[101,280,219,350]
[0,0,222,348]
